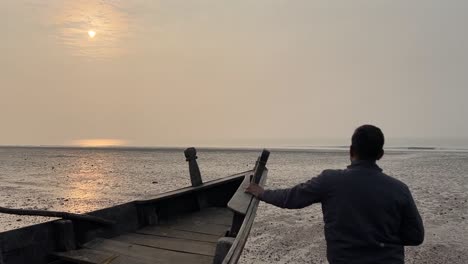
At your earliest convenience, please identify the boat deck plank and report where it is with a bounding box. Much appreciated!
[173,207,234,225]
[136,226,220,243]
[53,207,233,264]
[228,175,253,215]
[114,233,217,256]
[160,207,233,236]
[84,238,213,264]
[53,248,152,264]
[162,220,229,236]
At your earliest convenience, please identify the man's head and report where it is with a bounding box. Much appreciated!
[350,125,385,162]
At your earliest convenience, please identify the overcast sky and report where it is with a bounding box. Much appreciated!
[1,0,468,147]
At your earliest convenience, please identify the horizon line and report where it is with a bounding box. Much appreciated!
[1,144,467,153]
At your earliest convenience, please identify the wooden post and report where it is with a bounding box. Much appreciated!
[228,212,245,237]
[184,147,203,187]
[0,206,114,225]
[140,205,158,226]
[253,150,270,184]
[54,220,76,252]
[213,237,235,264]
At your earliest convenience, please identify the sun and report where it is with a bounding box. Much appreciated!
[88,30,96,38]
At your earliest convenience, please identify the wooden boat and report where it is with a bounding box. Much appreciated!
[0,148,270,264]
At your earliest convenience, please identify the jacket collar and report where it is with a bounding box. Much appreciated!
[347,160,383,172]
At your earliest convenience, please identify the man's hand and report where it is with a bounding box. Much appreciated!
[245,182,265,198]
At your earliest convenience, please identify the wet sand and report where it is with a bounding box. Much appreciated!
[0,149,467,263]
[241,152,468,263]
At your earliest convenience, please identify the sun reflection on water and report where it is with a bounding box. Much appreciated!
[61,155,111,213]
[71,139,128,147]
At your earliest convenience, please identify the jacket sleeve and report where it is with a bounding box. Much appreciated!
[258,171,329,209]
[400,187,425,245]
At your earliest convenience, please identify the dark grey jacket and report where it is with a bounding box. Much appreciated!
[259,160,424,264]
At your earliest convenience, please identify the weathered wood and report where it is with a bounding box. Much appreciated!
[135,172,248,205]
[154,207,232,237]
[213,237,235,264]
[0,220,58,264]
[171,207,233,226]
[227,174,254,215]
[138,206,158,226]
[253,150,270,184]
[137,226,220,243]
[228,212,245,237]
[0,181,234,263]
[222,169,268,264]
[48,260,69,264]
[115,233,217,256]
[197,192,210,210]
[54,220,76,252]
[84,238,213,264]
[162,221,229,236]
[53,248,151,264]
[185,147,203,187]
[228,149,270,215]
[128,206,233,259]
[74,202,139,244]
[0,207,114,225]
[155,194,200,224]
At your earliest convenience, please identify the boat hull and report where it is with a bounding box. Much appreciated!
[0,172,247,264]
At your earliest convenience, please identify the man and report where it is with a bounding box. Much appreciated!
[246,125,424,264]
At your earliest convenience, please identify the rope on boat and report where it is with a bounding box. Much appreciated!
[0,206,115,225]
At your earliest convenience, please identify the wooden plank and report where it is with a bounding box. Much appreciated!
[228,150,269,215]
[84,238,213,264]
[136,172,251,205]
[0,206,114,225]
[168,208,233,227]
[54,220,76,251]
[75,202,140,243]
[115,233,216,256]
[48,260,69,264]
[53,248,151,264]
[222,169,268,264]
[137,226,220,243]
[163,221,229,236]
[178,207,233,225]
[155,207,232,236]
[227,174,254,215]
[0,220,56,264]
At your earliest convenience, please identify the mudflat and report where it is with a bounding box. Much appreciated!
[0,148,466,263]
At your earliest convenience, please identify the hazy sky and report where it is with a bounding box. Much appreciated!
[1,0,468,147]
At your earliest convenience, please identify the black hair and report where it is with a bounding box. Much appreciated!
[351,125,385,161]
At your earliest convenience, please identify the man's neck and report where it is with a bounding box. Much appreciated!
[348,159,382,171]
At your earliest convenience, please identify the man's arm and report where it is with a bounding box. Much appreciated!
[245,171,328,209]
[400,187,424,245]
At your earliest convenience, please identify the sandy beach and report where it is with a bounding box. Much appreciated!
[241,151,468,264]
[0,148,467,263]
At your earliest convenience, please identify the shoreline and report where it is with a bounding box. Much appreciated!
[1,145,468,154]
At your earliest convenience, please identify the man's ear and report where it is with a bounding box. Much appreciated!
[377,149,384,160]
